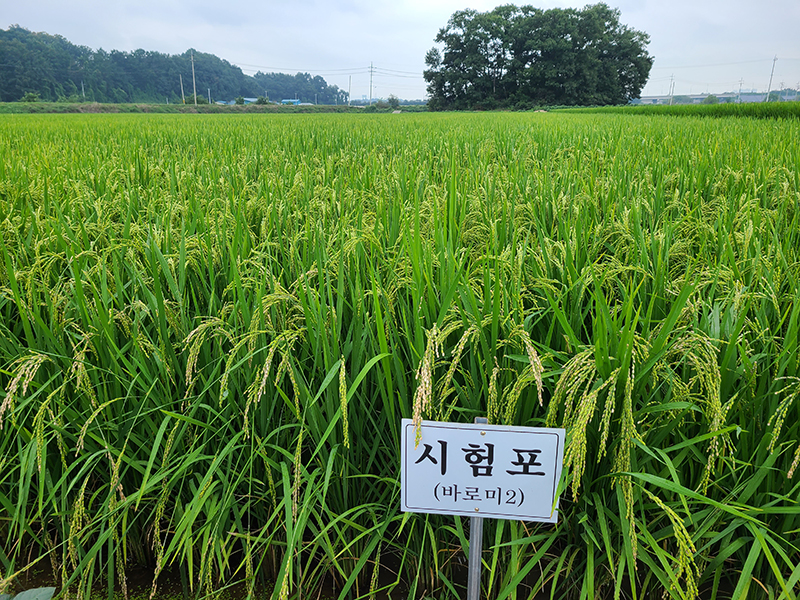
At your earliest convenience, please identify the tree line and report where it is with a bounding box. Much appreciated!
[424,3,653,110]
[0,26,348,104]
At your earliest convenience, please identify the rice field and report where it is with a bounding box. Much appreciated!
[1,111,799,600]
[562,100,800,119]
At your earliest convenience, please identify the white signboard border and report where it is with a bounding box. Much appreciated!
[400,418,565,523]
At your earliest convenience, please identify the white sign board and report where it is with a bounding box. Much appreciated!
[400,419,565,522]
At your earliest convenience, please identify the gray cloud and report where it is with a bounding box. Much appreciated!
[4,0,799,100]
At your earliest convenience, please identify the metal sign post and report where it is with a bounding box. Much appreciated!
[400,417,565,599]
[467,417,488,600]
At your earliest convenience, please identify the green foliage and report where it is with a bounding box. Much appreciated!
[0,587,56,600]
[702,94,719,104]
[55,93,84,103]
[362,100,392,113]
[253,71,348,105]
[565,100,800,119]
[19,92,39,102]
[186,93,208,105]
[0,112,799,600]
[425,3,652,109]
[0,26,348,104]
[387,94,400,110]
[234,96,245,105]
[0,101,366,115]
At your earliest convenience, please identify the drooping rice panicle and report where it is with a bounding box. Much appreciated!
[0,110,797,600]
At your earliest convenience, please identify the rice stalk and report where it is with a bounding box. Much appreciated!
[1,111,798,600]
[339,354,349,449]
[641,488,699,600]
[412,323,441,446]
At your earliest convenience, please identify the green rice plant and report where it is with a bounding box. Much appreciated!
[0,111,798,600]
[562,100,800,119]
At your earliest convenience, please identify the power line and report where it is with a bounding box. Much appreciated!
[239,69,368,79]
[674,77,755,87]
[373,66,423,75]
[374,73,422,79]
[225,61,426,83]
[651,58,780,70]
[373,70,424,80]
[233,62,369,74]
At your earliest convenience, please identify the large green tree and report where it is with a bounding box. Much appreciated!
[424,3,653,109]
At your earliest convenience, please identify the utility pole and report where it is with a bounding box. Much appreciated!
[81,80,85,101]
[369,62,374,105]
[191,51,198,106]
[208,87,211,104]
[180,74,185,104]
[348,75,351,106]
[765,55,777,102]
[668,74,674,105]
[738,79,743,103]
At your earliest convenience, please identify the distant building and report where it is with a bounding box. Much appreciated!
[633,93,738,105]
[630,91,800,105]
[281,99,301,105]
[214,98,259,105]
[737,93,768,103]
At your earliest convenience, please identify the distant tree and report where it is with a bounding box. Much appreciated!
[255,96,268,105]
[702,94,719,104]
[235,96,245,105]
[20,91,40,102]
[0,26,347,104]
[251,71,347,104]
[387,94,400,110]
[424,3,652,109]
[672,95,693,105]
[767,91,783,102]
[56,93,84,103]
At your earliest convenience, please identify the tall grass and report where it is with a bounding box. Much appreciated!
[562,100,800,119]
[1,112,799,600]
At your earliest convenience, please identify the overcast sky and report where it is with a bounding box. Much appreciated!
[3,0,799,100]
